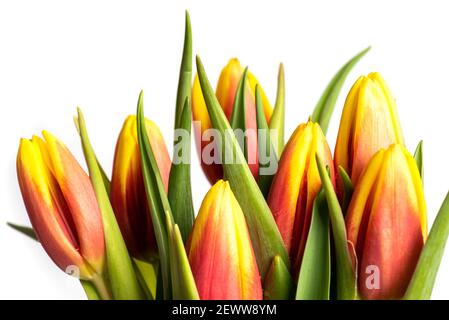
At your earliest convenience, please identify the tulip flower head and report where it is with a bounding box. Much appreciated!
[346,144,427,300]
[335,72,404,187]
[268,121,335,275]
[187,180,263,300]
[192,58,273,183]
[17,131,105,280]
[111,115,171,260]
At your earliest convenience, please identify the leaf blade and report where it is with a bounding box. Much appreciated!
[311,47,370,134]
[296,189,331,300]
[316,155,357,300]
[269,63,285,157]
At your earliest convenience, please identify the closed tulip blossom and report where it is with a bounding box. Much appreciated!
[192,58,273,183]
[346,144,427,300]
[17,131,105,280]
[267,121,335,275]
[334,72,404,187]
[110,115,171,260]
[187,180,263,300]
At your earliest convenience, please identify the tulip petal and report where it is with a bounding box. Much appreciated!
[311,46,370,134]
[296,189,331,300]
[404,190,449,300]
[196,55,289,279]
[188,180,262,300]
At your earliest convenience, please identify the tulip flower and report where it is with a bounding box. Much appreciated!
[187,180,263,300]
[334,72,404,187]
[192,58,273,183]
[110,115,171,260]
[267,121,335,275]
[16,131,105,280]
[346,144,427,300]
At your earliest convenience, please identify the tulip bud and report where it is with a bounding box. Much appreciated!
[17,131,105,279]
[268,121,334,275]
[110,115,171,260]
[346,144,427,299]
[192,58,273,184]
[187,180,263,300]
[335,72,404,187]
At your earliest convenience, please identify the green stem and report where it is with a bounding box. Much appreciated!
[90,274,113,300]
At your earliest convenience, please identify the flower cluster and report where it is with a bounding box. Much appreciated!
[11,12,449,300]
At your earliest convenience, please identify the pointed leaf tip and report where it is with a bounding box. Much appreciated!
[311,46,370,134]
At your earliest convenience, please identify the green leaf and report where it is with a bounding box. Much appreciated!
[269,63,285,157]
[174,10,192,129]
[316,154,357,300]
[7,222,37,241]
[230,67,248,158]
[414,140,424,183]
[168,9,195,243]
[195,55,289,279]
[133,258,158,300]
[296,189,331,300]
[404,190,449,300]
[338,165,354,214]
[73,116,110,194]
[80,280,101,300]
[77,108,144,300]
[263,255,293,300]
[166,212,199,300]
[168,97,195,242]
[256,85,278,198]
[137,91,173,299]
[311,47,370,134]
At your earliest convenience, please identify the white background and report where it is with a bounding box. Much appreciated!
[1,0,449,299]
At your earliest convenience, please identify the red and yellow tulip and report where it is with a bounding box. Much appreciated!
[17,131,105,279]
[187,180,263,300]
[110,115,171,259]
[334,72,404,187]
[267,121,335,275]
[192,58,273,183]
[346,144,427,299]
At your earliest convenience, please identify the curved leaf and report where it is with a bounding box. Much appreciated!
[316,154,357,300]
[269,63,285,156]
[311,47,370,134]
[296,189,331,300]
[166,212,199,300]
[77,108,143,300]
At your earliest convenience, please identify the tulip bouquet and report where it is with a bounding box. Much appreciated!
[9,11,449,300]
